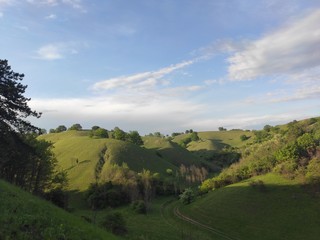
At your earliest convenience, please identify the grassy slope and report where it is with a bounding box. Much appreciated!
[0,179,119,240]
[143,136,202,167]
[40,131,178,191]
[180,173,320,240]
[173,131,254,152]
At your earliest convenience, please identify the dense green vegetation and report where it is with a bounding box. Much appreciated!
[0,179,119,240]
[200,118,320,192]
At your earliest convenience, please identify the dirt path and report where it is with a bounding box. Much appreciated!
[173,206,238,240]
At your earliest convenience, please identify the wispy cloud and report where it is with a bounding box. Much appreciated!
[92,60,195,91]
[228,9,320,80]
[27,0,86,12]
[0,0,14,6]
[0,12,3,17]
[45,13,56,19]
[35,42,78,60]
[29,95,206,133]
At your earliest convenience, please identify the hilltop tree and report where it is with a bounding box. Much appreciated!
[69,123,82,131]
[127,131,143,145]
[55,125,67,133]
[90,127,108,138]
[113,127,127,141]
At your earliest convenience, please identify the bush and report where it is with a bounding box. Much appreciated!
[45,188,68,209]
[132,200,146,214]
[249,180,266,192]
[179,188,195,204]
[101,212,127,235]
[240,134,249,141]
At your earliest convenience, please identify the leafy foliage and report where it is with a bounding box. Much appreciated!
[101,212,127,236]
[68,123,82,131]
[200,118,320,192]
[179,188,195,204]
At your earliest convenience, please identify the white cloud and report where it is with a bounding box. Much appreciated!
[269,85,320,103]
[45,13,56,19]
[228,9,320,80]
[92,60,194,91]
[35,42,79,60]
[204,78,225,85]
[36,44,63,60]
[187,112,313,131]
[29,95,206,133]
[0,12,3,17]
[0,0,14,6]
[27,0,58,6]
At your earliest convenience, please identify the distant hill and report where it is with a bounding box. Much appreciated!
[0,179,119,240]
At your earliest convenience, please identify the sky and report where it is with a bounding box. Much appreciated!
[1,0,320,134]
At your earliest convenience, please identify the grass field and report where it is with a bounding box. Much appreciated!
[40,131,181,191]
[0,179,119,240]
[179,173,320,240]
[73,196,222,240]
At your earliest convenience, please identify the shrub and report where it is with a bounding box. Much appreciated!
[102,212,127,236]
[240,134,249,141]
[179,188,195,204]
[249,180,266,192]
[131,200,146,214]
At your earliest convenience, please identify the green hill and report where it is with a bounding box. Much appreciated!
[143,136,203,167]
[173,130,254,151]
[178,173,320,240]
[39,131,197,191]
[0,179,119,240]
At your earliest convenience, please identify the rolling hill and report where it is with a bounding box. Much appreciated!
[178,173,320,240]
[0,179,119,240]
[39,131,201,191]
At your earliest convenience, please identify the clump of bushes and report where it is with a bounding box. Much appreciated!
[101,212,127,236]
[249,180,266,192]
[131,200,146,214]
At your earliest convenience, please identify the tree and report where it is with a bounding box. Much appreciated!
[138,169,153,209]
[0,60,41,182]
[55,125,67,133]
[127,131,143,145]
[190,132,199,141]
[179,188,195,204]
[113,127,127,141]
[91,125,100,131]
[0,59,41,133]
[102,212,127,235]
[218,127,227,131]
[240,134,249,141]
[69,123,82,131]
[91,128,108,138]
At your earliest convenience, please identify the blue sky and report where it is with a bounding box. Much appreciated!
[1,0,320,134]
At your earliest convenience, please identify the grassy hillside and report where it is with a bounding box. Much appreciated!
[173,130,254,151]
[180,173,320,240]
[143,136,203,167]
[40,131,183,191]
[0,179,119,240]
